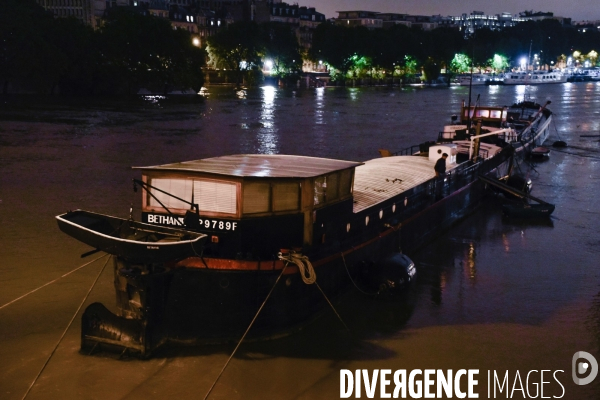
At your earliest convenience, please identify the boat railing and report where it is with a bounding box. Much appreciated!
[389,144,422,156]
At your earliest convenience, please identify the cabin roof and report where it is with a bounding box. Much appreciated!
[353,156,440,213]
[134,154,363,178]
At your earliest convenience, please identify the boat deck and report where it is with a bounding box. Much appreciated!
[353,156,450,213]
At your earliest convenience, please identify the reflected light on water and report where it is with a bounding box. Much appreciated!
[349,88,359,101]
[236,89,247,99]
[315,87,324,125]
[258,85,278,154]
[466,242,477,280]
[514,84,539,103]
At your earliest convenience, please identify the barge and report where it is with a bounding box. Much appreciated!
[56,100,553,357]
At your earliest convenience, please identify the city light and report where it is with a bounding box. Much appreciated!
[192,37,200,47]
[264,59,273,72]
[520,57,527,70]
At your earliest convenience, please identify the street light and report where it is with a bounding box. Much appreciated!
[192,37,200,47]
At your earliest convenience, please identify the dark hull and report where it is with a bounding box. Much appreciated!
[56,210,206,264]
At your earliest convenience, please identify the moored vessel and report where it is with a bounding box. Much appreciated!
[503,70,567,85]
[56,99,554,357]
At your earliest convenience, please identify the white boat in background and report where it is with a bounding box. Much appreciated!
[503,70,567,85]
[455,74,489,86]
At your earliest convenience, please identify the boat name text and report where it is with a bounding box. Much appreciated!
[145,213,237,231]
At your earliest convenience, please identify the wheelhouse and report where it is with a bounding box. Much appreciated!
[134,155,362,259]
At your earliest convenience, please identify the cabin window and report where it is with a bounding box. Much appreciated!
[243,182,270,214]
[194,180,237,214]
[148,178,193,209]
[476,110,490,118]
[272,182,300,211]
[148,178,237,215]
[490,110,502,119]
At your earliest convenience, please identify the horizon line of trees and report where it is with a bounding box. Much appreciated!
[2,0,600,94]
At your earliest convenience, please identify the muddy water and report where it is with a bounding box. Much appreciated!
[1,83,599,399]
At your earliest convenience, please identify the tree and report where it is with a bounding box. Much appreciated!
[488,54,509,73]
[97,8,205,95]
[206,21,264,86]
[309,23,370,82]
[261,22,302,81]
[450,53,472,73]
[0,0,66,94]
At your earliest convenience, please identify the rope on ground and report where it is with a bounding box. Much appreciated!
[0,253,109,311]
[22,255,111,400]
[203,262,290,400]
[277,250,316,284]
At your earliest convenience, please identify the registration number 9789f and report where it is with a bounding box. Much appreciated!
[198,219,237,231]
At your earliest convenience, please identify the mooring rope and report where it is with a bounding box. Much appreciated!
[277,251,316,284]
[22,255,111,400]
[203,262,290,400]
[340,252,379,296]
[0,253,109,311]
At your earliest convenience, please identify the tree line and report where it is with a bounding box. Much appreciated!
[2,0,600,94]
[308,20,600,83]
[1,0,205,95]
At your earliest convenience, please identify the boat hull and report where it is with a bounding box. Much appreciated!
[103,163,495,349]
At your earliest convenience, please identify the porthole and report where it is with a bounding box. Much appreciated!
[392,203,396,213]
[365,216,370,226]
[346,223,351,232]
[379,209,383,219]
[404,197,408,207]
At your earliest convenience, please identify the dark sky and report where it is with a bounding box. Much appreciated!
[295,0,600,22]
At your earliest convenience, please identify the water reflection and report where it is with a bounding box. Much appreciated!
[315,87,324,125]
[258,85,278,154]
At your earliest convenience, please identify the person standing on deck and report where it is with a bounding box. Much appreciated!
[434,153,448,178]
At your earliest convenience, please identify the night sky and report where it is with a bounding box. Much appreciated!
[295,0,600,22]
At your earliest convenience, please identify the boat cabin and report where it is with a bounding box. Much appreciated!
[133,155,362,259]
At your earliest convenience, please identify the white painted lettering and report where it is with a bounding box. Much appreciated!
[468,370,478,398]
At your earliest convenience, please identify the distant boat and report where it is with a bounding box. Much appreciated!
[504,71,567,85]
[455,74,488,86]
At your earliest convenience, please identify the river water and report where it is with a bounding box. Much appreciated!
[1,83,600,399]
